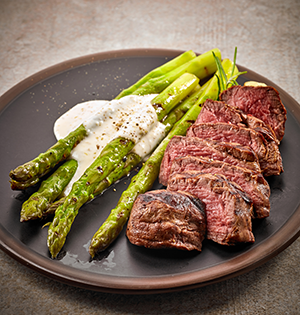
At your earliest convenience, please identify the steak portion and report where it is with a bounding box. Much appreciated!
[159,136,261,186]
[196,99,244,126]
[220,85,287,141]
[167,172,255,245]
[187,122,283,176]
[126,190,206,251]
[196,99,279,145]
[170,156,270,218]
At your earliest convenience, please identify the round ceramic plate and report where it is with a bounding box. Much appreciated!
[1,49,300,294]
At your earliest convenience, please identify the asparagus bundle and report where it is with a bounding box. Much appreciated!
[44,85,206,215]
[47,72,200,258]
[9,49,202,190]
[89,58,239,257]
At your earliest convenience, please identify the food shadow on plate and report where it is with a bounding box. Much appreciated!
[203,238,253,257]
[127,241,201,260]
[266,173,284,194]
[124,236,255,275]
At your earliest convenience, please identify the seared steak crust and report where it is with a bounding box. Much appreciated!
[126,190,206,251]
[220,85,287,141]
[159,136,261,186]
[170,156,270,218]
[167,172,255,245]
[187,122,283,176]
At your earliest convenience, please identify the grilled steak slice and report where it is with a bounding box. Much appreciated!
[187,122,283,176]
[196,99,244,125]
[126,190,206,251]
[167,172,255,245]
[220,85,287,141]
[170,156,270,218]
[159,136,261,186]
[196,99,279,145]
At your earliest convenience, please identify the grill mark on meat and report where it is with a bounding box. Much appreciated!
[187,122,283,176]
[170,156,270,218]
[167,172,255,245]
[126,190,206,251]
[159,136,261,186]
[220,85,287,141]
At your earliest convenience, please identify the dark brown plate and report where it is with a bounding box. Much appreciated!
[1,49,300,294]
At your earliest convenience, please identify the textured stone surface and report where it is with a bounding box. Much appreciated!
[1,0,300,314]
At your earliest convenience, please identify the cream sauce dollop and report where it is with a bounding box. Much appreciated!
[54,94,166,195]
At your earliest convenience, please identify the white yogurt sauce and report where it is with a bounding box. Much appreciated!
[54,94,166,195]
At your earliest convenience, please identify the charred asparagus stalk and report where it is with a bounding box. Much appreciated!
[44,152,141,216]
[20,159,78,222]
[89,58,239,257]
[47,72,200,258]
[10,124,87,190]
[47,136,136,257]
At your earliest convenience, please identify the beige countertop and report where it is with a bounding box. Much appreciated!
[1,0,299,314]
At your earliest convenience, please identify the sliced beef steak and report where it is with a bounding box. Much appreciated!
[187,122,283,176]
[170,156,270,218]
[196,99,279,145]
[196,99,244,126]
[167,172,255,245]
[126,190,206,251]
[220,85,287,141]
[159,136,261,186]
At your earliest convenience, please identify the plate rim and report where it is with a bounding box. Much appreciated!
[1,48,300,294]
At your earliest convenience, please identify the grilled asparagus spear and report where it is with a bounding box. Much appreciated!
[10,125,87,190]
[47,136,136,257]
[20,159,78,222]
[44,152,141,216]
